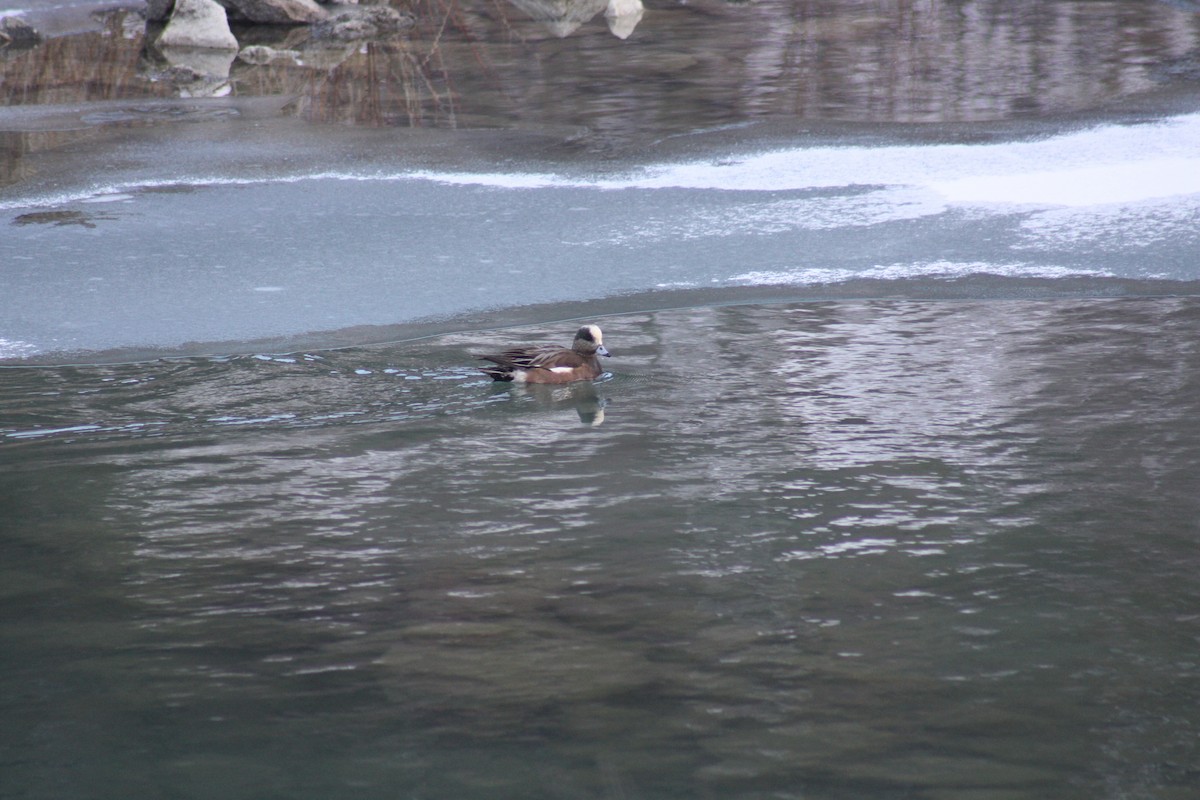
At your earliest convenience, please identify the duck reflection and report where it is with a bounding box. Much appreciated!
[497,379,609,426]
[507,0,644,39]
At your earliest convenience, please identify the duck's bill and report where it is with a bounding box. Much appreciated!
[597,346,611,357]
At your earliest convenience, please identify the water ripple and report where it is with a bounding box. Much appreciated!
[5,298,1200,798]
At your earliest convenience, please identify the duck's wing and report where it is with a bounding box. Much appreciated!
[524,347,591,371]
[478,344,566,370]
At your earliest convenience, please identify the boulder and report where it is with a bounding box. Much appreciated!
[310,5,414,40]
[605,0,642,39]
[158,0,239,50]
[605,0,643,19]
[221,0,328,25]
[0,14,41,47]
[145,0,176,22]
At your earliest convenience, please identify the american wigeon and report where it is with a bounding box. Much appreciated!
[478,324,611,384]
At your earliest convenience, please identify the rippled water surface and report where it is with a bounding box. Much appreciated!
[4,299,1200,799]
[4,0,1200,796]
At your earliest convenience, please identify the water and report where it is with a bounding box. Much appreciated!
[4,299,1200,798]
[5,0,1200,797]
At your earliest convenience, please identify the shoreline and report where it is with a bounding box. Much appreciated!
[6,275,1200,367]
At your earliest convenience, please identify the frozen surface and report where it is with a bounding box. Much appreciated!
[3,112,1200,360]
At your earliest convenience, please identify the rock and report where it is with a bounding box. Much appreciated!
[310,5,415,40]
[605,0,642,16]
[604,0,643,39]
[0,14,41,47]
[221,0,328,25]
[153,0,329,25]
[160,44,237,76]
[146,0,176,23]
[508,0,642,38]
[158,0,239,50]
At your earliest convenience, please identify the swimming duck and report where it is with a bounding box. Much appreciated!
[478,324,611,384]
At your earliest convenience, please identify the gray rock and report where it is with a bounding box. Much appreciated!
[160,44,237,77]
[604,0,643,39]
[0,14,41,47]
[221,0,328,25]
[310,5,414,40]
[158,0,239,50]
[145,0,176,23]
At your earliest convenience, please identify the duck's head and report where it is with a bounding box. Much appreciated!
[574,324,610,357]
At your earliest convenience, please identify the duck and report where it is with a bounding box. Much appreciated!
[478,324,611,384]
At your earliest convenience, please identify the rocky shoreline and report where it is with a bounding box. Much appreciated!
[2,0,1198,158]
[2,0,422,96]
[154,0,415,47]
[156,0,418,95]
[1,0,646,100]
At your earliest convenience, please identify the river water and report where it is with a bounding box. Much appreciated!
[3,1,1200,798]
[5,299,1200,799]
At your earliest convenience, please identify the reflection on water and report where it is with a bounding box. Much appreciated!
[509,0,645,39]
[3,299,1200,798]
[501,379,610,425]
[3,0,1200,181]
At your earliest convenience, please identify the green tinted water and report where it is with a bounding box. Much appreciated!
[4,299,1199,798]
